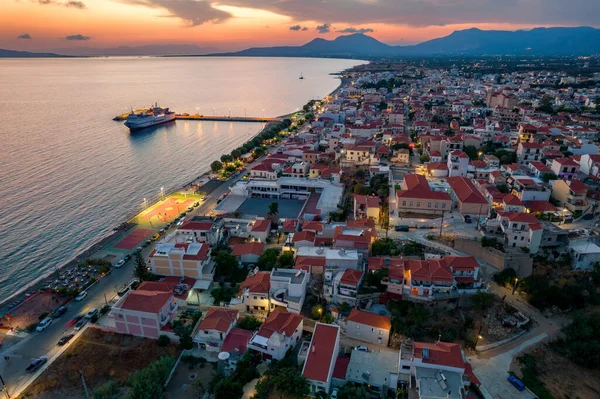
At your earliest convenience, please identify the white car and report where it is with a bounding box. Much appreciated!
[85,308,98,319]
[354,345,368,352]
[115,259,125,268]
[75,291,88,301]
[36,317,53,332]
[330,388,339,399]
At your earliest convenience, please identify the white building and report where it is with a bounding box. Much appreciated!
[569,240,600,270]
[346,350,400,396]
[298,246,361,270]
[447,150,469,177]
[247,309,303,360]
[269,268,308,314]
[302,323,340,396]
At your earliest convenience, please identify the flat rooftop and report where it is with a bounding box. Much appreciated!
[271,268,306,284]
[415,367,462,399]
[236,198,306,219]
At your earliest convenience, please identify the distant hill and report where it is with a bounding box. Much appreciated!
[0,48,68,58]
[214,27,600,58]
[52,44,221,57]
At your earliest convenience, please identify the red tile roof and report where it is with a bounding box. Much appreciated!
[257,309,303,338]
[314,237,333,247]
[427,162,449,171]
[221,328,254,354]
[348,309,391,330]
[403,174,430,191]
[121,282,172,313]
[293,231,316,243]
[332,357,350,380]
[498,211,540,224]
[529,161,552,173]
[232,242,265,256]
[396,190,451,201]
[447,177,488,204]
[354,194,381,208]
[414,341,466,369]
[409,259,454,283]
[340,269,363,287]
[179,221,213,231]
[443,256,479,271]
[568,179,588,194]
[281,219,299,232]
[198,307,238,333]
[302,323,339,383]
[302,221,324,232]
[526,201,559,213]
[502,194,524,206]
[239,272,270,294]
[251,219,271,233]
[554,158,579,167]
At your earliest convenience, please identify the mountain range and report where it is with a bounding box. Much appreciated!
[2,26,600,58]
[215,26,600,58]
[0,48,68,58]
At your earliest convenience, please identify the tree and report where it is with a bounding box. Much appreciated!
[128,356,175,399]
[210,286,236,304]
[338,383,369,399]
[272,368,309,398]
[322,313,334,324]
[133,251,149,281]
[493,268,517,287]
[371,238,398,256]
[172,319,194,350]
[210,160,223,173]
[215,253,238,279]
[157,334,170,347]
[463,145,479,160]
[268,202,279,216]
[471,292,496,311]
[419,155,430,163]
[220,154,233,163]
[257,248,280,270]
[340,302,351,315]
[213,379,243,399]
[238,316,262,330]
[311,304,323,320]
[496,184,509,193]
[277,251,295,268]
[354,169,367,180]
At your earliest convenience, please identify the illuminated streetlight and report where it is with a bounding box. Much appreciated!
[512,277,519,295]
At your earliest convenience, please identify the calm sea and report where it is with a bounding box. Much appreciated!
[0,56,364,299]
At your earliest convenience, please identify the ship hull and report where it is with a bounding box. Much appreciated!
[125,113,176,131]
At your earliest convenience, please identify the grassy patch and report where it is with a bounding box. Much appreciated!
[517,354,555,399]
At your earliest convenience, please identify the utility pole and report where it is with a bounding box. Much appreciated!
[104,292,108,307]
[439,209,445,238]
[80,370,90,399]
[0,372,10,399]
[476,203,484,229]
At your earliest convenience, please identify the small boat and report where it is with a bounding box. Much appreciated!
[299,73,304,80]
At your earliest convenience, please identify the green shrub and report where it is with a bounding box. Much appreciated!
[157,335,170,347]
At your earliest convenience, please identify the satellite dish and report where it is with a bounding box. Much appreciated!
[218,352,230,361]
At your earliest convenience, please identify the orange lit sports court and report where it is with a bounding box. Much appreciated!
[137,194,197,228]
[114,228,155,250]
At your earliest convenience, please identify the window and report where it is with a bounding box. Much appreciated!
[416,202,421,208]
[435,203,439,209]
[253,296,257,300]
[428,202,432,208]
[442,203,446,209]
[379,330,383,335]
[521,236,524,241]
[204,331,209,334]
[402,201,407,206]
[409,201,413,207]
[371,328,374,332]
[423,348,429,358]
[355,324,360,329]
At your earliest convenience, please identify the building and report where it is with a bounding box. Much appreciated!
[496,212,543,254]
[516,142,543,165]
[346,309,391,346]
[395,189,451,215]
[501,194,525,213]
[302,323,340,396]
[251,219,271,242]
[551,179,589,213]
[193,307,238,352]
[550,158,580,181]
[296,246,361,270]
[269,268,309,314]
[328,269,363,306]
[400,340,480,399]
[569,240,600,270]
[177,217,224,245]
[236,271,270,313]
[353,194,381,224]
[149,242,213,280]
[447,150,469,177]
[346,350,400,396]
[579,154,600,176]
[111,282,177,339]
[248,309,303,360]
[231,242,265,265]
[250,163,278,180]
[447,176,489,216]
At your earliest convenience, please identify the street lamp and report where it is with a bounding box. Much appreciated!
[475,334,483,347]
[160,187,164,199]
[512,277,519,295]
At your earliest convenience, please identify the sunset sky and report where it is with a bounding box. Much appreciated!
[2,0,598,52]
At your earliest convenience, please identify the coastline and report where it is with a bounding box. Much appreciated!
[0,71,349,314]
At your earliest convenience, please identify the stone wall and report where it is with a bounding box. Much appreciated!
[453,237,533,278]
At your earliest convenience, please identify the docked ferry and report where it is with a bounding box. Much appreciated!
[124,104,176,131]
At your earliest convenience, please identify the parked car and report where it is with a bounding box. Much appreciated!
[464,215,472,223]
[179,212,186,217]
[507,375,525,391]
[115,259,125,268]
[25,357,48,373]
[177,217,186,226]
[193,202,199,207]
[75,291,88,302]
[53,306,67,318]
[36,317,53,332]
[186,206,193,212]
[74,319,88,331]
[330,388,339,399]
[136,247,143,252]
[57,334,75,346]
[85,308,98,319]
[151,233,160,241]
[201,196,208,201]
[354,345,368,352]
[124,253,132,262]
[395,225,410,232]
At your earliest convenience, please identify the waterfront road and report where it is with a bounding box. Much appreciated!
[0,146,275,398]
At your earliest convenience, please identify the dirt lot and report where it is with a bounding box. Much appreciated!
[510,345,600,399]
[22,328,179,399]
[164,357,214,399]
